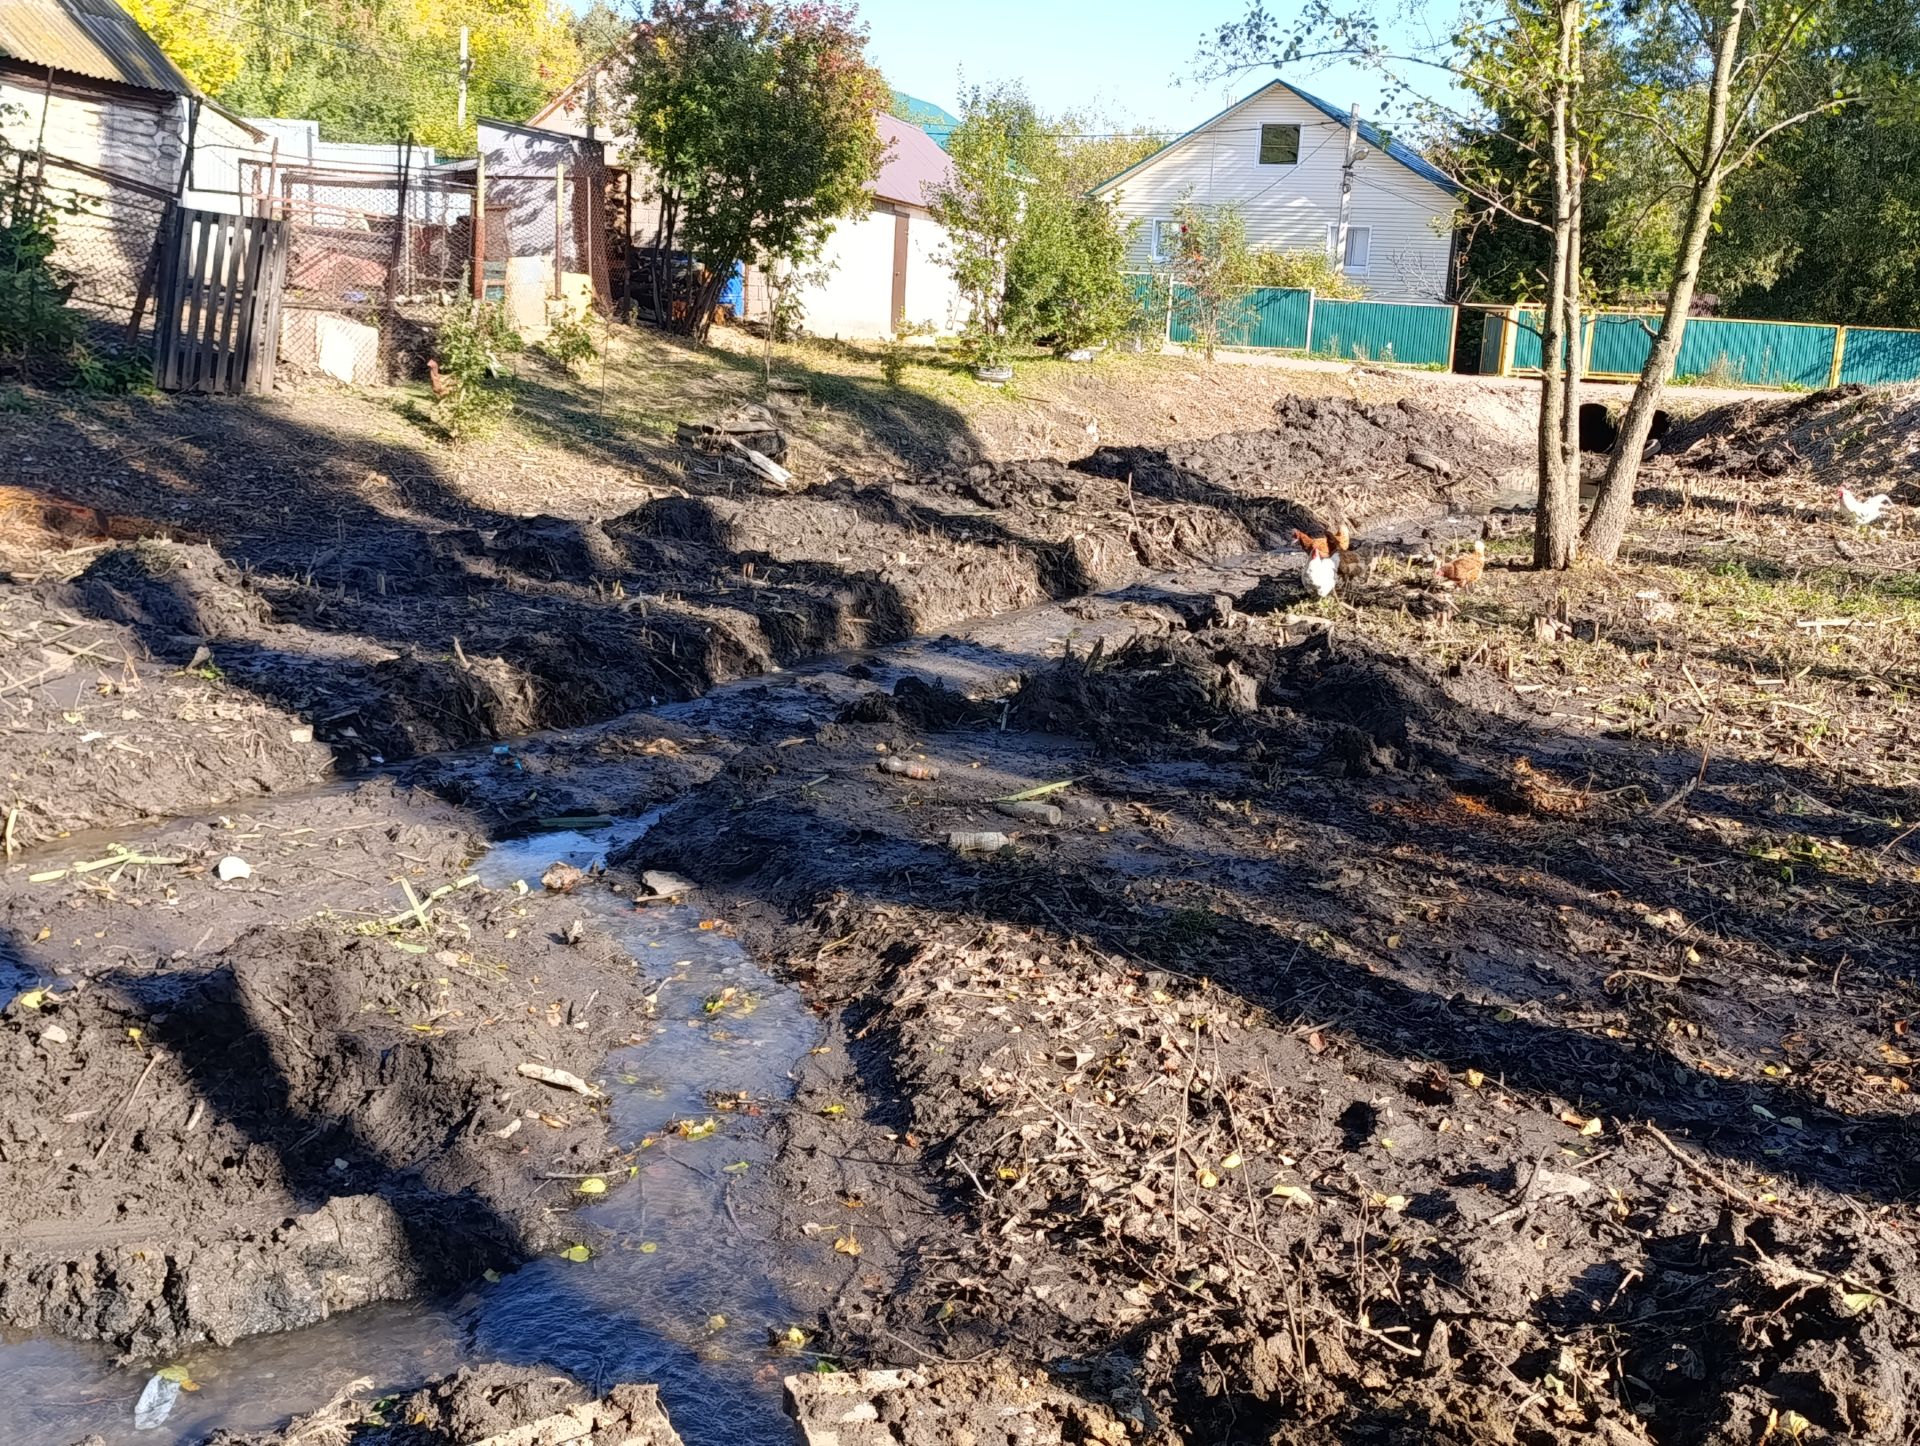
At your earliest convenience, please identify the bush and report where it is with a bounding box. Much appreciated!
[0,194,82,364]
[430,304,518,440]
[538,311,599,372]
[1247,247,1366,298]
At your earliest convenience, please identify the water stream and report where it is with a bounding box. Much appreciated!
[0,818,819,1446]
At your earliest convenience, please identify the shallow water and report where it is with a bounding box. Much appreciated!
[0,819,818,1446]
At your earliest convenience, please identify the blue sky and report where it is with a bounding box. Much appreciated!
[851,0,1469,135]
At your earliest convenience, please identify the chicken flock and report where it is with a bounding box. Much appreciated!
[1290,523,1486,601]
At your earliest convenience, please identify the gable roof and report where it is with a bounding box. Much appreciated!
[1090,79,1457,200]
[890,90,957,149]
[875,110,953,208]
[0,0,193,96]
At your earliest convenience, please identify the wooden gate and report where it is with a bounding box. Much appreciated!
[153,208,291,394]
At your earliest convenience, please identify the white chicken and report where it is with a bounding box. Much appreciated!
[1837,484,1892,526]
[1304,551,1340,598]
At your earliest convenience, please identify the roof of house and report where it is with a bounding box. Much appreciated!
[0,0,194,96]
[875,110,953,209]
[1090,79,1457,200]
[890,90,957,149]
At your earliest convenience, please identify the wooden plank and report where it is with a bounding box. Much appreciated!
[159,207,195,390]
[213,214,252,393]
[196,214,231,393]
[226,217,266,393]
[179,213,213,392]
[254,220,290,394]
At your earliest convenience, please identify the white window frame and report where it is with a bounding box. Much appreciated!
[1326,223,1373,277]
[1151,218,1179,263]
[1256,123,1301,167]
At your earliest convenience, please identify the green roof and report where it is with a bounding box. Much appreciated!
[890,90,957,149]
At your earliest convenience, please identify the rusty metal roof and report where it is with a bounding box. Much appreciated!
[0,0,195,96]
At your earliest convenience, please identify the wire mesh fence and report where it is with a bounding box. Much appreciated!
[2,149,172,364]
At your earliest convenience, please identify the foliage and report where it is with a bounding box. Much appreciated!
[71,344,156,395]
[141,0,582,152]
[0,121,83,366]
[1160,201,1258,361]
[927,82,1037,363]
[431,304,518,439]
[933,86,1146,360]
[538,312,600,371]
[625,0,887,341]
[1246,247,1365,297]
[571,0,634,59]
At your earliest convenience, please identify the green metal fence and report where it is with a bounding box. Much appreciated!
[1166,285,1312,350]
[1307,299,1456,367]
[1486,305,1920,389]
[1125,274,1454,369]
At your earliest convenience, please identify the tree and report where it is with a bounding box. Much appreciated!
[927,83,1039,364]
[1162,201,1258,362]
[1582,0,1850,562]
[571,0,634,60]
[624,0,887,341]
[122,0,248,95]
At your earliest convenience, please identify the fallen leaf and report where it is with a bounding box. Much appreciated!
[833,1234,862,1257]
[707,1314,728,1332]
[576,1177,608,1195]
[723,1160,751,1174]
[1269,1183,1315,1207]
[1370,1193,1410,1213]
[1465,1068,1486,1090]
[819,1102,847,1116]
[1841,1291,1879,1316]
[639,1241,658,1254]
[561,1244,592,1262]
[14,989,47,1011]
[1196,1168,1220,1189]
[1220,1152,1243,1170]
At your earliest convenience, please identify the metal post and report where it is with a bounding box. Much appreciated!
[386,137,412,380]
[1335,103,1360,279]
[554,162,566,302]
[471,149,486,303]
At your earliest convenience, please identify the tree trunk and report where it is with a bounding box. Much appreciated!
[1533,0,1583,571]
[1584,0,1747,563]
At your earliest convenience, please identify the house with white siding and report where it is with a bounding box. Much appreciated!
[1092,80,1460,303]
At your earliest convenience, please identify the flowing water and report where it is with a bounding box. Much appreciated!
[0,816,820,1446]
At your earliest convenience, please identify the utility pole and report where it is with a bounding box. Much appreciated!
[457,26,471,132]
[1335,102,1359,277]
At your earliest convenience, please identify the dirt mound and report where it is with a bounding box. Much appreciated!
[64,542,269,658]
[1078,395,1530,538]
[1014,629,1518,777]
[1661,383,1920,498]
[785,1364,1149,1445]
[0,898,655,1357]
[481,515,628,582]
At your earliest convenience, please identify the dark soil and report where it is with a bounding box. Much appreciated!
[1,392,1528,846]
[0,838,660,1359]
[617,616,1920,1446]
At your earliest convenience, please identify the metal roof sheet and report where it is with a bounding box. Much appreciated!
[0,0,194,96]
[875,110,953,209]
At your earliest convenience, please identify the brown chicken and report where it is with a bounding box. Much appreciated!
[1439,539,1487,589]
[1290,524,1351,560]
[426,357,456,401]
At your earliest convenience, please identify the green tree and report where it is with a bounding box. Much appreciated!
[625,0,888,341]
[927,82,1039,364]
[1162,200,1257,362]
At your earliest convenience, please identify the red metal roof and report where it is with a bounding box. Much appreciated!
[874,111,952,210]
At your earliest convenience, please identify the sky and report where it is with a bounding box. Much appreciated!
[848,0,1471,135]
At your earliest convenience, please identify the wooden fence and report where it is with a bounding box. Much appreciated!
[153,208,291,394]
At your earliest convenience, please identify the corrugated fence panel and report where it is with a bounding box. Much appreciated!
[1676,319,1837,389]
[1166,286,1312,349]
[1309,299,1456,367]
[1589,313,1660,376]
[1838,327,1920,386]
[1507,307,1597,372]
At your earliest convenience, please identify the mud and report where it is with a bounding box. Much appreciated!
[0,863,659,1359]
[3,394,1528,847]
[617,618,1920,1446]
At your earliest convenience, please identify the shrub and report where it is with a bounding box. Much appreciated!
[0,193,82,363]
[538,311,599,372]
[1247,247,1366,299]
[430,304,518,440]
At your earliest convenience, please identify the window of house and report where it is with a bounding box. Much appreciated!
[1151,218,1181,262]
[1326,223,1373,275]
[1258,124,1301,165]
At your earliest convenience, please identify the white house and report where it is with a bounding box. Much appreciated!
[1092,80,1460,303]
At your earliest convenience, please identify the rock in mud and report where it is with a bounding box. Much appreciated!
[203,1364,685,1446]
[785,1365,1146,1446]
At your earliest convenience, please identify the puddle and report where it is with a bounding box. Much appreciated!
[0,819,818,1446]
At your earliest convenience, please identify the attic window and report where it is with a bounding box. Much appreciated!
[1258,124,1301,165]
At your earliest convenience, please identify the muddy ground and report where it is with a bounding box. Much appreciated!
[1,378,1916,1445]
